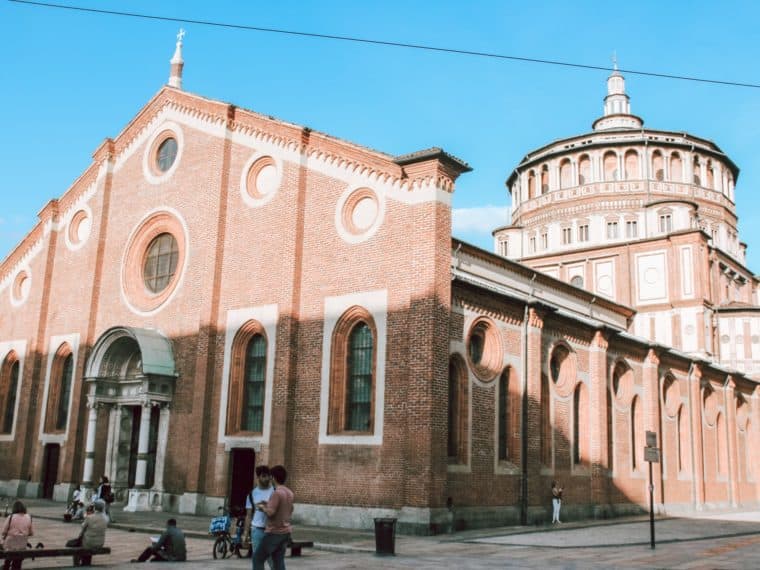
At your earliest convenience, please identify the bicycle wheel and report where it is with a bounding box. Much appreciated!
[212,535,230,559]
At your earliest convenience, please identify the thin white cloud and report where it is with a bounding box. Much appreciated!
[452,205,510,234]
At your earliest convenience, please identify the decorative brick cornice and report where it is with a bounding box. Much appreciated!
[528,307,544,329]
[592,329,609,350]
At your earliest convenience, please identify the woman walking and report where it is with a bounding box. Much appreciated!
[1,500,34,570]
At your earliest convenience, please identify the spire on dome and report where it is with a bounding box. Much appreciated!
[592,55,643,131]
[168,28,185,89]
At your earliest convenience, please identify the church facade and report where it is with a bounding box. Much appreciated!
[0,37,758,533]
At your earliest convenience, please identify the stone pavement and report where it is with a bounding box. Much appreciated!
[4,499,760,568]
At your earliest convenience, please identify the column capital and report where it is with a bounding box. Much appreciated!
[592,329,609,350]
[690,362,704,381]
[646,347,660,366]
[753,385,760,399]
[724,375,737,393]
[527,306,545,329]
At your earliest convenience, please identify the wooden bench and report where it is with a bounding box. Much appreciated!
[287,540,314,557]
[0,546,111,566]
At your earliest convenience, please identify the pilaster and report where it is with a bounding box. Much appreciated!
[525,306,545,515]
[589,330,609,508]
[689,364,705,508]
[643,348,662,506]
[724,377,739,507]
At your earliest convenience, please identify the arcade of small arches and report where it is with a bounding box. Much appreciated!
[513,146,736,204]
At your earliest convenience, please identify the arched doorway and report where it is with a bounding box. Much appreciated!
[83,327,177,512]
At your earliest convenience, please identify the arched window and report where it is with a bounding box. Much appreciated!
[670,153,683,182]
[573,382,588,464]
[693,156,701,185]
[540,165,549,194]
[45,344,74,433]
[706,160,715,189]
[716,412,727,475]
[603,151,618,181]
[677,405,688,473]
[578,155,592,185]
[448,355,468,463]
[528,171,536,199]
[652,151,664,181]
[624,150,639,179]
[497,367,510,461]
[559,159,572,189]
[541,373,552,466]
[1,353,20,434]
[328,307,377,434]
[631,395,643,471]
[227,320,268,435]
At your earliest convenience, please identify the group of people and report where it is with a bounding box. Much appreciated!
[0,465,293,568]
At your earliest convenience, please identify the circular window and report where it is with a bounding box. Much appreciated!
[753,335,760,344]
[156,138,178,173]
[466,317,502,381]
[342,188,379,236]
[570,275,584,288]
[720,334,730,344]
[245,156,279,199]
[68,209,91,246]
[143,233,179,293]
[143,124,183,184]
[11,270,30,304]
[122,210,187,314]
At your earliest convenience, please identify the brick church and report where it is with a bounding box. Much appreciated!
[0,33,758,533]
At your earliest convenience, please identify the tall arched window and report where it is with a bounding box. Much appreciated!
[706,160,715,189]
[45,344,74,433]
[541,373,552,466]
[631,395,643,471]
[242,335,266,432]
[578,155,591,185]
[624,150,639,180]
[670,153,683,182]
[540,165,549,194]
[716,412,727,475]
[1,353,20,434]
[573,382,588,465]
[328,307,377,435]
[693,156,701,185]
[677,405,688,473]
[498,367,509,461]
[227,320,268,435]
[559,159,572,189]
[652,151,664,181]
[448,355,468,463]
[528,171,536,199]
[603,152,618,181]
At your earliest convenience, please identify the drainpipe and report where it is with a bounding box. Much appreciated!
[520,273,537,525]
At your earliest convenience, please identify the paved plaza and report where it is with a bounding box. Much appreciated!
[4,500,760,569]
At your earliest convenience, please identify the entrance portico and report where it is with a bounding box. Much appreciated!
[83,326,177,511]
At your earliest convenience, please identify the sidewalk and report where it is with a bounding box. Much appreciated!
[6,499,760,568]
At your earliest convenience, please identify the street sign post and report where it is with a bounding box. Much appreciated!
[644,430,659,550]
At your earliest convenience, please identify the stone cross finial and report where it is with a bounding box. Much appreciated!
[612,50,618,70]
[177,28,186,43]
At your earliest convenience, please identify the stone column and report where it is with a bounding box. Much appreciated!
[105,405,121,481]
[724,377,739,507]
[643,348,663,508]
[134,403,153,488]
[589,330,610,513]
[82,401,99,485]
[689,365,705,508]
[152,406,171,491]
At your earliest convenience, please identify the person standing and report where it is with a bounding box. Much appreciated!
[551,481,564,524]
[252,465,293,570]
[96,476,114,522]
[245,466,275,569]
[1,500,34,570]
[131,518,186,563]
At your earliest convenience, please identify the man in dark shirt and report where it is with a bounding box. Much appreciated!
[131,518,187,563]
[253,465,294,570]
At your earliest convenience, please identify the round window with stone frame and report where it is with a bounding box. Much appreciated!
[122,211,187,314]
[245,156,279,200]
[156,137,178,173]
[146,129,181,179]
[342,188,380,236]
[11,270,31,304]
[466,317,502,382]
[68,209,91,247]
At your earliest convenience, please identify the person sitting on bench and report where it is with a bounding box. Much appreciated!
[131,519,186,563]
[66,501,107,566]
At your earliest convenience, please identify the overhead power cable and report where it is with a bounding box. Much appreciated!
[9,0,760,89]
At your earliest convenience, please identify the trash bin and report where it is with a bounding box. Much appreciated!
[373,517,397,555]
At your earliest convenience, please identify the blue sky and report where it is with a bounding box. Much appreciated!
[2,0,760,272]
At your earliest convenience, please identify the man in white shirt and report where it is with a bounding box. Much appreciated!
[245,465,275,569]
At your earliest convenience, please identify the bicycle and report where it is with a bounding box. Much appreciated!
[209,507,250,559]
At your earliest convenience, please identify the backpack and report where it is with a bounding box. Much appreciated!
[102,484,114,503]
